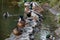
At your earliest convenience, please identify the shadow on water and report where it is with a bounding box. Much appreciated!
[0,0,24,40]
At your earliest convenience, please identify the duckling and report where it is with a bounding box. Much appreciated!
[13,28,23,36]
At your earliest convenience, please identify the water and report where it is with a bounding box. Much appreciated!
[0,1,59,40]
[0,0,24,40]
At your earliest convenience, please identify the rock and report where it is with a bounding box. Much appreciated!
[55,27,60,37]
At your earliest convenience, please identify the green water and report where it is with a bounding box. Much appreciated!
[0,0,58,40]
[0,0,24,40]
